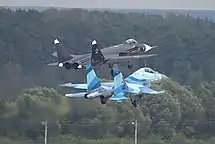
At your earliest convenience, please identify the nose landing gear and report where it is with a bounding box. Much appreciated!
[128,60,133,69]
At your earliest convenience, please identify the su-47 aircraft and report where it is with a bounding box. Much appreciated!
[48,38,157,73]
[60,63,166,107]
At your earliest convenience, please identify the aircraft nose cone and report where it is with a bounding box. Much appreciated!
[92,40,97,45]
[54,39,60,45]
[143,44,152,52]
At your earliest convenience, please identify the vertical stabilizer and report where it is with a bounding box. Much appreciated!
[109,64,128,102]
[54,39,73,62]
[86,63,101,91]
[112,64,128,95]
[91,40,105,63]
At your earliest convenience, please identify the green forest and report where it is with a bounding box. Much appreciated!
[1,7,215,143]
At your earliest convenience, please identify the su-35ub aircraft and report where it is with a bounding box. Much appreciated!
[60,66,168,89]
[109,64,165,107]
[61,64,166,106]
[47,38,157,71]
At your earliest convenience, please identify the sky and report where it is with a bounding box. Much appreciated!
[1,0,215,10]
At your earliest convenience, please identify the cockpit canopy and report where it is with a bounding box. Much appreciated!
[143,67,156,73]
[124,39,138,44]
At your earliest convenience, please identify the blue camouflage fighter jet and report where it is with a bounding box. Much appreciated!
[60,63,166,107]
[63,63,118,104]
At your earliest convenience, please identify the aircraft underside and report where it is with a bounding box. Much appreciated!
[83,89,113,104]
[61,60,134,78]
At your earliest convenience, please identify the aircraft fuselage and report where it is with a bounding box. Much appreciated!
[84,86,113,99]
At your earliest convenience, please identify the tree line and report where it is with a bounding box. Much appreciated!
[1,7,215,143]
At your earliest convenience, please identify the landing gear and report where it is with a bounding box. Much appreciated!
[108,63,116,78]
[100,95,107,104]
[129,95,137,107]
[128,61,133,69]
[129,95,142,107]
[128,64,133,69]
[110,69,114,77]
[131,99,137,107]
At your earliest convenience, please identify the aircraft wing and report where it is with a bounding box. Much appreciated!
[65,92,86,98]
[109,93,128,102]
[139,86,165,94]
[105,54,157,62]
[59,82,114,90]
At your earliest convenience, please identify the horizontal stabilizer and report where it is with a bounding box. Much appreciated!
[140,86,165,94]
[109,93,128,101]
[65,92,86,98]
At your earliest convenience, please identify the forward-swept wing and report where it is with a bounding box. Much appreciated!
[47,38,157,71]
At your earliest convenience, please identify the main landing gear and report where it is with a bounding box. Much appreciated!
[108,63,114,77]
[131,98,137,107]
[128,60,133,69]
[129,95,142,107]
[100,95,108,104]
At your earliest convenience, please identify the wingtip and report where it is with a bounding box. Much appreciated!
[92,40,97,45]
[58,82,73,87]
[54,39,60,45]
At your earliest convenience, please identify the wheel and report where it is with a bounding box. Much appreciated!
[132,100,137,107]
[128,64,133,69]
[84,93,88,99]
[101,99,107,104]
[100,96,107,104]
